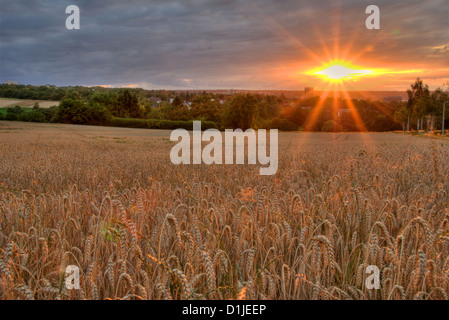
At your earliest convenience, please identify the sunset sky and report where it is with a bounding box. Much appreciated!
[1,0,448,91]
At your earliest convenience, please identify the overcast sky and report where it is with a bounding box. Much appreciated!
[1,0,448,90]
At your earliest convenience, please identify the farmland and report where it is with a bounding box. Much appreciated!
[0,97,59,113]
[0,121,449,300]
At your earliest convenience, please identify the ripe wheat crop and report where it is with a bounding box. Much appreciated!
[1,122,449,300]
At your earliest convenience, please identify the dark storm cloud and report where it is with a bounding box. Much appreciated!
[0,0,447,89]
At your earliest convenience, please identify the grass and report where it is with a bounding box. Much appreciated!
[0,107,33,115]
[0,121,449,300]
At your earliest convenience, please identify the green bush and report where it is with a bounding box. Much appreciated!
[109,118,149,128]
[52,99,111,125]
[87,103,113,124]
[109,118,218,130]
[18,111,46,122]
[269,117,298,131]
[321,120,343,132]
[5,113,18,121]
[0,114,4,120]
[41,107,58,122]
[7,105,24,115]
[148,119,218,130]
[53,98,90,124]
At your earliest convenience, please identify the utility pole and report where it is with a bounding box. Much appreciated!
[443,101,448,135]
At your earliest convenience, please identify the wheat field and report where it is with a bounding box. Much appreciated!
[1,121,449,300]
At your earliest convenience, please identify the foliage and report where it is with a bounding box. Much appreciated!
[161,99,190,121]
[269,117,298,131]
[52,98,112,125]
[109,118,218,130]
[108,117,149,128]
[7,105,24,115]
[1,81,445,133]
[113,89,141,118]
[321,120,343,132]
[190,94,220,123]
[149,119,217,130]
[40,107,59,122]
[5,113,18,121]
[17,110,46,122]
[222,94,258,130]
[52,98,90,124]
[89,91,118,110]
[87,102,113,124]
[4,105,24,121]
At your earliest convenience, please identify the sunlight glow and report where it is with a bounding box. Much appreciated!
[308,61,374,82]
[316,65,372,80]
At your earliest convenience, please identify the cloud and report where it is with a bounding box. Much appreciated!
[0,0,447,90]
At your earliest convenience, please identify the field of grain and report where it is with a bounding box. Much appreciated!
[1,121,449,300]
[0,98,59,109]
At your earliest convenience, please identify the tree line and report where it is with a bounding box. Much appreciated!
[393,78,449,133]
[1,79,447,132]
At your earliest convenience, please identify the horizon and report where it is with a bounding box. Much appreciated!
[1,0,448,91]
[2,82,445,94]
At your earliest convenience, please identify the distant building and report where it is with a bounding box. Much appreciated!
[338,109,351,117]
[148,97,162,108]
[183,101,192,109]
[383,96,402,103]
[4,80,18,85]
[304,87,314,98]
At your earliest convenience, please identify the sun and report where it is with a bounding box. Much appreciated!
[307,60,375,83]
[317,65,373,80]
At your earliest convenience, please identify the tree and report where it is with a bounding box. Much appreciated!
[7,105,24,115]
[41,106,58,122]
[161,96,189,121]
[369,114,397,132]
[190,94,220,122]
[63,90,83,101]
[270,117,297,131]
[406,78,429,131]
[427,89,448,132]
[394,107,409,132]
[114,89,141,118]
[257,95,280,124]
[222,94,258,130]
[321,120,342,132]
[172,96,182,108]
[53,98,89,124]
[412,87,448,133]
[87,102,112,123]
[89,91,117,110]
[18,110,46,123]
[413,98,428,132]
